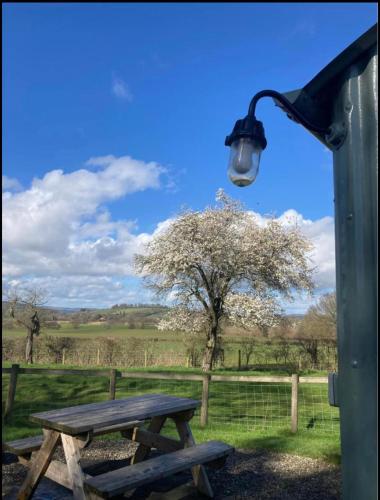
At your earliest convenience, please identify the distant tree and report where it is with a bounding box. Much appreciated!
[135,190,314,371]
[44,336,74,364]
[7,287,47,364]
[241,336,256,368]
[296,292,337,368]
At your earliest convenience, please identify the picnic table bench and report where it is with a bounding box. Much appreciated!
[5,393,233,499]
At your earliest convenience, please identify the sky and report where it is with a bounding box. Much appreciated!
[2,3,377,312]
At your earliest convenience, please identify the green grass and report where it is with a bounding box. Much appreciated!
[2,324,172,339]
[1,361,328,377]
[2,368,340,464]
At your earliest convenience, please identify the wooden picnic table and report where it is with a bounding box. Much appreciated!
[13,393,233,500]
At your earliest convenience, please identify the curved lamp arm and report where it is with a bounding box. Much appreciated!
[248,89,330,135]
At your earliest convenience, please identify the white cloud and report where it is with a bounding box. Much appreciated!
[3,175,23,192]
[249,208,336,290]
[111,77,133,101]
[2,275,156,309]
[2,154,165,279]
[2,166,335,311]
[85,155,116,167]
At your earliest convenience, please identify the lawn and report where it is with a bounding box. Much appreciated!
[2,367,340,464]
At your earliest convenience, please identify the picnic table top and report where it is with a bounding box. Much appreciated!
[29,393,201,435]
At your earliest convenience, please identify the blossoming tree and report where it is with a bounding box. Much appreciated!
[135,190,314,371]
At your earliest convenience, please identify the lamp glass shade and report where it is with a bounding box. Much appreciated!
[227,137,262,187]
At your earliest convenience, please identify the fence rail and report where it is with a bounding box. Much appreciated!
[2,365,335,434]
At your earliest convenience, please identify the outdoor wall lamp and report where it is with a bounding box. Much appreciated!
[223,23,378,500]
[225,89,331,187]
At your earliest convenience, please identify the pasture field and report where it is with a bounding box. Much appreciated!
[2,324,173,339]
[2,323,332,368]
[2,366,340,464]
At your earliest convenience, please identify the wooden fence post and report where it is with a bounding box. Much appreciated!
[5,364,19,421]
[97,348,100,365]
[62,348,66,365]
[109,369,117,400]
[238,350,241,371]
[291,373,299,433]
[200,374,211,427]
[144,350,148,368]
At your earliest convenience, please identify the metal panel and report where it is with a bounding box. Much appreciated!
[332,44,378,500]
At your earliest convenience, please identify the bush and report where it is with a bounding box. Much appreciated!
[43,336,75,363]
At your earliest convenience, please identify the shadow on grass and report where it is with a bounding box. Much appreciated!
[236,429,341,466]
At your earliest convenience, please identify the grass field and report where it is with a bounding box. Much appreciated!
[2,324,171,339]
[2,366,340,464]
[3,323,336,370]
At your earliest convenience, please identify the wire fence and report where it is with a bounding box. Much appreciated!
[2,369,340,441]
[2,336,337,371]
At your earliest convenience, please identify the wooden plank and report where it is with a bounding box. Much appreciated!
[61,433,86,500]
[174,420,214,498]
[30,394,184,421]
[299,377,328,384]
[18,457,92,491]
[131,415,166,465]
[120,371,204,382]
[84,441,233,498]
[4,435,44,455]
[50,398,196,432]
[291,373,299,433]
[30,395,200,435]
[200,374,210,427]
[17,368,110,377]
[5,364,19,420]
[16,429,60,500]
[210,375,292,383]
[93,420,144,436]
[4,421,144,456]
[1,367,328,384]
[133,428,182,452]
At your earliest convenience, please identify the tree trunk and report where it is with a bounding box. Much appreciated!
[202,325,218,372]
[25,328,33,364]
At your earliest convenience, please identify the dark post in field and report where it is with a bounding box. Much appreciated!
[109,369,117,400]
[5,363,19,421]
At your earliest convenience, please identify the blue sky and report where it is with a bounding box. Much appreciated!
[2,3,377,311]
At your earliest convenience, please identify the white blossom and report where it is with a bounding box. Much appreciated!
[135,191,314,370]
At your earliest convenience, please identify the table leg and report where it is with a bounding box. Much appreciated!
[131,415,166,464]
[174,419,214,498]
[61,433,86,500]
[17,429,61,500]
